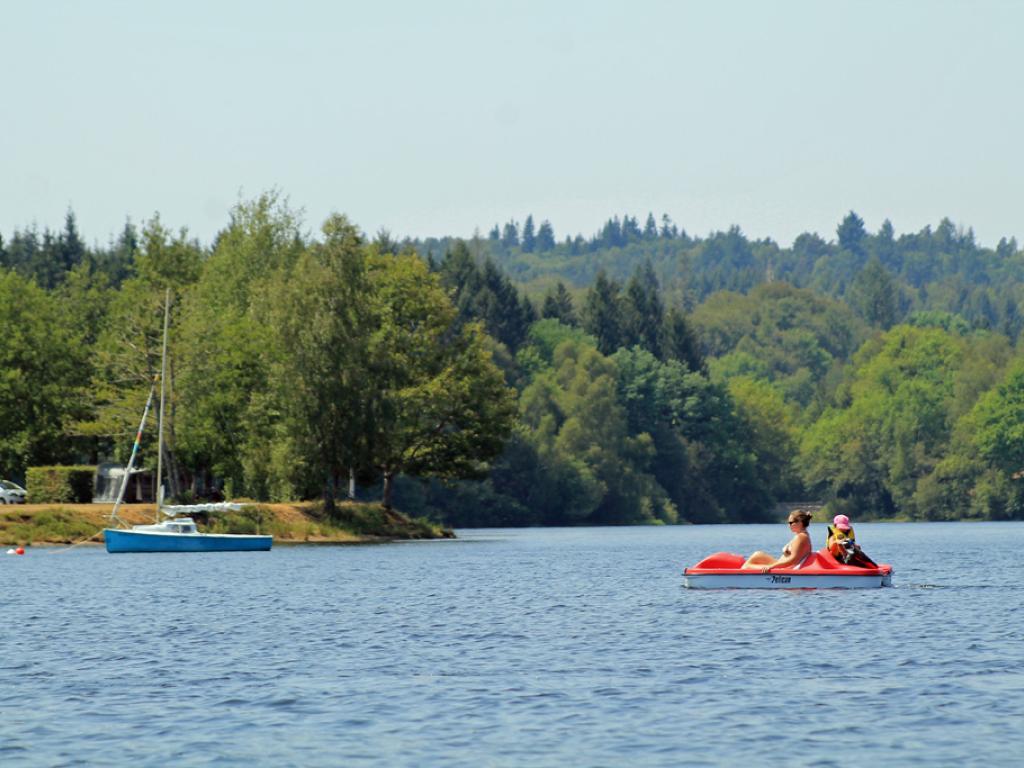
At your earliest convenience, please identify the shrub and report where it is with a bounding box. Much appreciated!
[26,466,97,503]
[204,504,272,535]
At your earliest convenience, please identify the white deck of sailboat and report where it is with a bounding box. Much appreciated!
[125,515,268,539]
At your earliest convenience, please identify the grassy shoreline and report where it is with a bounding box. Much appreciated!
[1,501,453,547]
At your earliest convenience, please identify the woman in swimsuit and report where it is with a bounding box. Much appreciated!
[741,510,812,573]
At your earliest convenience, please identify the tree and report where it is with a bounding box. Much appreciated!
[373,228,399,255]
[501,220,519,248]
[361,252,517,509]
[135,215,202,290]
[176,192,306,497]
[970,359,1024,477]
[542,282,577,326]
[727,376,801,500]
[693,282,865,407]
[622,214,642,241]
[643,213,658,240]
[84,278,175,466]
[599,217,623,248]
[58,209,87,276]
[0,272,90,473]
[799,325,968,518]
[874,218,896,267]
[92,220,139,287]
[522,215,536,253]
[663,306,704,372]
[996,236,1017,259]
[269,214,370,510]
[660,214,677,239]
[837,210,867,257]
[692,227,759,298]
[622,262,664,356]
[848,257,898,329]
[520,340,676,524]
[82,215,205,493]
[439,245,533,352]
[612,347,772,522]
[537,220,556,252]
[581,270,624,354]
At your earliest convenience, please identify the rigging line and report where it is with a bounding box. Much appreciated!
[45,528,105,554]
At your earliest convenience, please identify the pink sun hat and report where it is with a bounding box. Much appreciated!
[833,514,852,531]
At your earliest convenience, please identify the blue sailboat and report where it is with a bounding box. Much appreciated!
[103,290,272,554]
[104,506,272,553]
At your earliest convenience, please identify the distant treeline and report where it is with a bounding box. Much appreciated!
[2,199,1023,525]
[412,211,1024,342]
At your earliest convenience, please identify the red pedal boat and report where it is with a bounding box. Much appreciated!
[683,548,893,589]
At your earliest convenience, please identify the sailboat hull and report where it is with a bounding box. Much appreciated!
[104,529,272,553]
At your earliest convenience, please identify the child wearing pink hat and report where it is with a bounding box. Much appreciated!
[827,513,877,567]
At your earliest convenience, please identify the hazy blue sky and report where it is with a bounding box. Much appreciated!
[2,0,1021,248]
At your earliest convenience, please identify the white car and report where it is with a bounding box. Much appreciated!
[0,480,27,504]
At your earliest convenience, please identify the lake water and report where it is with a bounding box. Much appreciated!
[2,522,1022,767]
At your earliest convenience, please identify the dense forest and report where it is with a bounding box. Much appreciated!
[3,197,1024,525]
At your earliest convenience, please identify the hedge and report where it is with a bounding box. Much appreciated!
[26,466,97,503]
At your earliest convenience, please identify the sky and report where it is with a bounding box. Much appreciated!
[2,0,1022,249]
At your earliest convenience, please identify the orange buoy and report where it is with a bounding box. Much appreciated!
[15,547,25,555]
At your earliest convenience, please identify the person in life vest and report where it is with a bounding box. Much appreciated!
[826,514,877,568]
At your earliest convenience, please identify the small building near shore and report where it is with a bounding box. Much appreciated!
[93,463,154,503]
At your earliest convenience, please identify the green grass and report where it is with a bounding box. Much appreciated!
[1,501,452,545]
[1,508,100,546]
[191,501,450,541]
[278,501,450,540]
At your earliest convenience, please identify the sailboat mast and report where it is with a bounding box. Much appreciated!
[155,288,170,521]
[109,383,157,527]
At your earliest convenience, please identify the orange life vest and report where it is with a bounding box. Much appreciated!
[827,524,857,560]
[827,524,877,567]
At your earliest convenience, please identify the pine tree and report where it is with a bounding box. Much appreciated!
[537,220,556,252]
[522,215,536,253]
[582,270,624,354]
[663,307,705,372]
[600,217,623,248]
[660,214,676,239]
[36,229,63,289]
[519,294,537,327]
[501,220,520,248]
[622,262,664,356]
[438,241,481,320]
[849,256,898,329]
[93,220,139,286]
[643,213,658,239]
[837,210,867,257]
[874,218,896,267]
[622,215,642,241]
[541,281,577,326]
[479,258,533,350]
[440,244,532,352]
[5,228,39,279]
[995,236,1018,259]
[999,295,1022,341]
[59,209,86,274]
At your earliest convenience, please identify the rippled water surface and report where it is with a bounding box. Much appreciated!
[2,522,1023,766]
